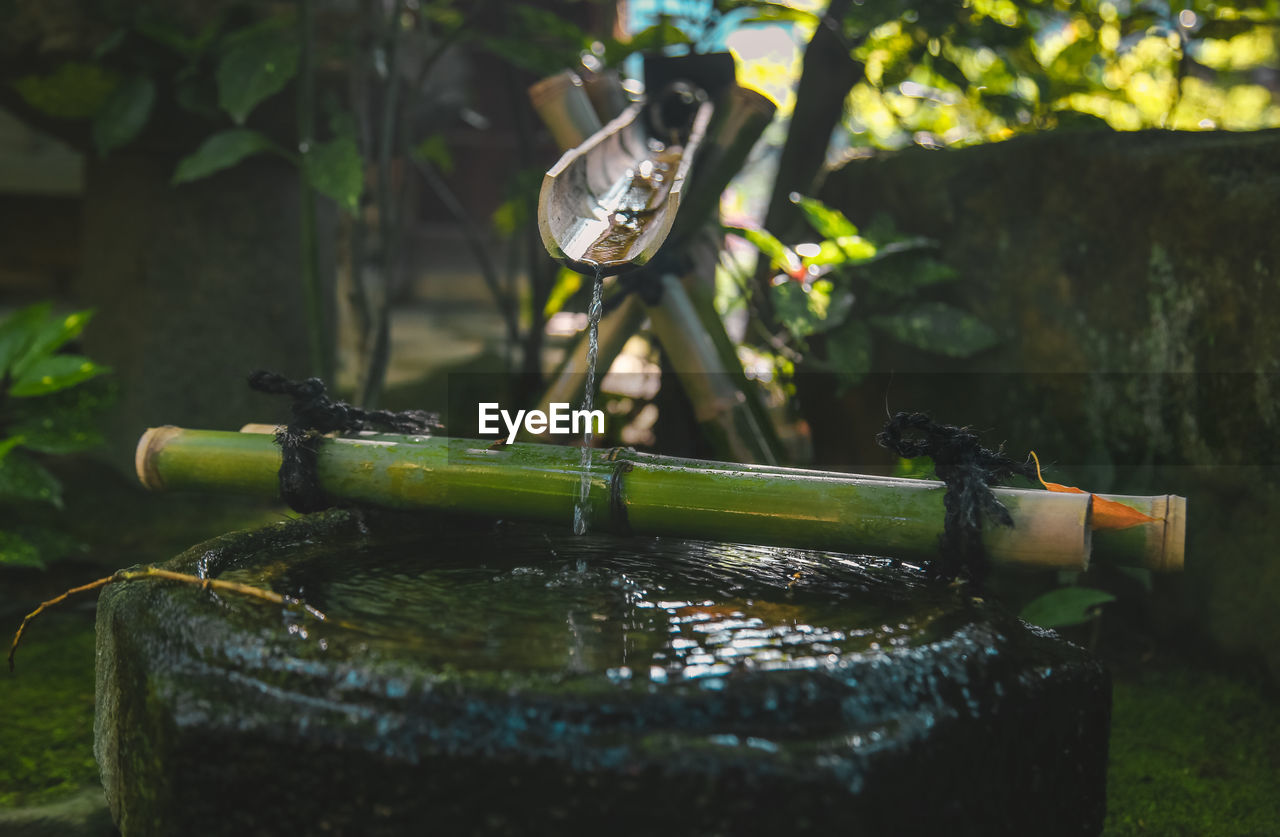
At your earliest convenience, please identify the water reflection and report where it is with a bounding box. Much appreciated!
[221,523,952,686]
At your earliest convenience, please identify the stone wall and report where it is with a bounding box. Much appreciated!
[816,128,1280,681]
[77,153,332,470]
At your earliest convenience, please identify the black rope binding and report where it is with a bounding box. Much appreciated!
[248,370,443,513]
[876,412,1036,585]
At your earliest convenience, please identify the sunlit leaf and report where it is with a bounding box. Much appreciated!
[725,225,804,279]
[792,194,859,240]
[304,137,364,214]
[216,26,300,124]
[1020,586,1116,629]
[173,129,279,184]
[0,304,95,382]
[544,267,583,318]
[10,355,107,398]
[806,236,878,269]
[870,302,999,357]
[92,75,155,155]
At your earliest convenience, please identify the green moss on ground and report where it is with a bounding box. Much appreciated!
[1106,665,1280,835]
[0,461,284,813]
[0,611,98,809]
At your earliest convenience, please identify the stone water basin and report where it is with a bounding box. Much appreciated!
[94,509,1108,835]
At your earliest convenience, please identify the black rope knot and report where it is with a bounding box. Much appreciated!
[248,370,442,513]
[876,412,1036,585]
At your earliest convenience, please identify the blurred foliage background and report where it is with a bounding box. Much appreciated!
[1,1,1279,830]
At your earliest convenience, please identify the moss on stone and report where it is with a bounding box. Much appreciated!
[0,611,98,809]
[1106,665,1280,835]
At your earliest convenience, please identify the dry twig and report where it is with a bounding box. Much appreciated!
[8,567,327,672]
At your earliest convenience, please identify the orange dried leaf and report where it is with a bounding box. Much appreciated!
[1090,496,1158,531]
[1029,451,1157,531]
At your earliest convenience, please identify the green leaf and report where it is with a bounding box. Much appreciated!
[864,256,958,296]
[0,436,23,464]
[12,62,119,119]
[91,28,128,60]
[172,129,279,184]
[10,355,107,398]
[1020,587,1116,629]
[0,304,93,379]
[891,456,934,479]
[730,1,821,26]
[91,75,155,155]
[0,531,44,569]
[492,198,526,236]
[0,302,51,374]
[216,28,300,124]
[806,237,878,269]
[544,267,583,318]
[870,302,999,357]
[174,66,222,119]
[304,137,363,214]
[135,14,221,57]
[792,194,859,240]
[412,133,454,175]
[826,320,872,391]
[601,21,693,66]
[477,2,592,75]
[725,225,803,279]
[0,451,63,508]
[772,279,833,342]
[7,381,111,454]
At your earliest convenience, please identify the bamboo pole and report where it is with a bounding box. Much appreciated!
[139,426,1145,572]
[228,425,1185,572]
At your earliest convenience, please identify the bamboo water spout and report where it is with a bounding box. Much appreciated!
[136,426,1186,573]
[537,94,713,276]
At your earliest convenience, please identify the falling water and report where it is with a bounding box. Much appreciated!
[572,264,606,536]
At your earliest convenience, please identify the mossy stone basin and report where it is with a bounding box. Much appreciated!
[94,509,1108,835]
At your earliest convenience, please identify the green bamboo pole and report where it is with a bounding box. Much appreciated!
[231,424,1186,572]
[137,426,1190,572]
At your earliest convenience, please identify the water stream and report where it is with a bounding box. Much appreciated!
[572,264,606,536]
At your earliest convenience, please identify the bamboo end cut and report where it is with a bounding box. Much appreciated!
[135,426,182,491]
[1158,494,1187,572]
